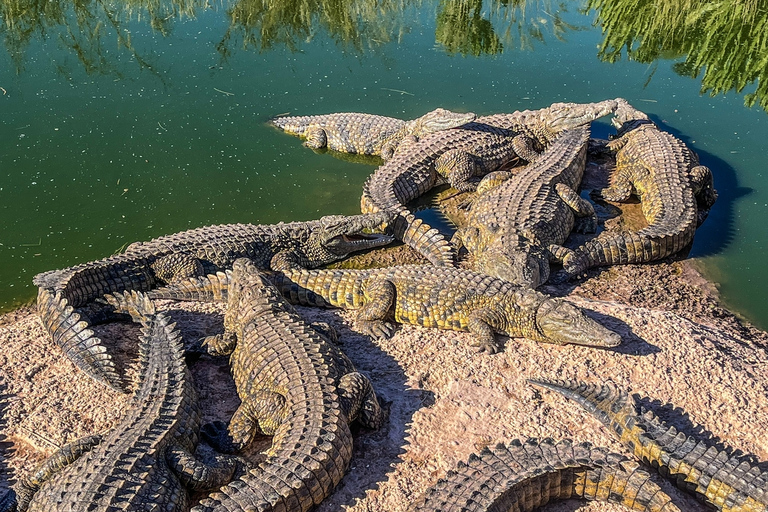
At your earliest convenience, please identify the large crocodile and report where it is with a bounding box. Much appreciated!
[32,212,393,391]
[268,264,621,354]
[13,290,241,512]
[359,99,618,266]
[271,108,477,159]
[147,258,385,512]
[411,437,680,511]
[530,378,768,511]
[453,125,596,288]
[562,98,718,277]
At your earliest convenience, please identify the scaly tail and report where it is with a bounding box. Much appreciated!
[411,437,679,511]
[529,378,768,511]
[36,288,123,391]
[563,223,696,277]
[147,271,231,303]
[269,115,314,136]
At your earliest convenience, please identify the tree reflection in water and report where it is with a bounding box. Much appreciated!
[588,0,768,111]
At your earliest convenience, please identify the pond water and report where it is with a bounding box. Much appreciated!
[1,0,767,329]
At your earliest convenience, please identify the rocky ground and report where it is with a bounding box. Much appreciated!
[1,146,767,510]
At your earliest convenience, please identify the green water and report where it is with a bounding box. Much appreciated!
[1,0,767,329]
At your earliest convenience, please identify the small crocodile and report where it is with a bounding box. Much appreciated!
[14,290,240,512]
[269,264,621,353]
[32,212,393,391]
[529,378,768,511]
[270,108,477,159]
[563,98,718,277]
[412,437,680,511]
[147,258,385,512]
[360,100,618,266]
[453,125,596,287]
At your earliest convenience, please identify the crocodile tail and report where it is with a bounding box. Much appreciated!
[36,288,123,391]
[269,115,314,135]
[527,378,637,440]
[411,437,679,511]
[146,271,231,303]
[391,212,454,267]
[562,225,695,277]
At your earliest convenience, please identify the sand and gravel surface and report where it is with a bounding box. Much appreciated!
[2,150,767,510]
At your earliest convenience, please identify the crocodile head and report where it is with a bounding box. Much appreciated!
[474,245,550,288]
[535,298,622,348]
[611,98,652,133]
[305,211,395,265]
[411,108,477,137]
[541,99,619,138]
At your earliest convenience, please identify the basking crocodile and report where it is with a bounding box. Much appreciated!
[269,264,621,354]
[360,100,618,266]
[530,378,768,511]
[32,212,393,391]
[148,258,385,512]
[13,290,240,512]
[271,108,477,160]
[453,126,596,287]
[562,98,718,277]
[412,437,680,511]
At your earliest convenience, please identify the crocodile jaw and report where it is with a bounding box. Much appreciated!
[475,247,548,288]
[611,97,651,129]
[535,299,622,348]
[545,99,619,132]
[324,232,395,257]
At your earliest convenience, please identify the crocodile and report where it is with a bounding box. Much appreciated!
[411,437,680,511]
[268,264,621,354]
[453,125,596,288]
[529,378,768,511]
[147,258,385,512]
[359,99,618,266]
[32,212,393,391]
[271,108,477,160]
[562,98,718,277]
[13,290,241,512]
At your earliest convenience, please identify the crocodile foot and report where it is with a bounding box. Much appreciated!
[470,339,501,354]
[357,320,396,339]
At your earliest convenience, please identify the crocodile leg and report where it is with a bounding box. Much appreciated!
[165,445,241,491]
[511,133,541,162]
[337,372,385,429]
[150,253,205,283]
[202,390,288,453]
[555,182,598,233]
[599,167,635,202]
[15,435,103,512]
[435,150,484,192]
[466,308,503,354]
[303,126,328,149]
[356,279,397,338]
[547,244,575,265]
[690,164,718,210]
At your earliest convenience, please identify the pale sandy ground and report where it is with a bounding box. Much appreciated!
[1,152,767,510]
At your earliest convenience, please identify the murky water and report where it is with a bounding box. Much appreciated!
[1,0,767,329]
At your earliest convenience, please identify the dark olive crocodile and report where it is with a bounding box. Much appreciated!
[530,378,768,511]
[32,212,393,391]
[147,258,384,512]
[563,98,718,277]
[359,100,618,266]
[271,108,477,159]
[269,264,621,354]
[412,437,680,512]
[13,291,240,512]
[453,125,596,287]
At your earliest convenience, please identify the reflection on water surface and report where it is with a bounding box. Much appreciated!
[1,0,768,330]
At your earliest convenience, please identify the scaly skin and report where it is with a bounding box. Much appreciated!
[563,98,718,276]
[148,258,384,512]
[270,264,621,353]
[271,108,477,159]
[529,379,768,511]
[454,126,595,287]
[32,212,393,391]
[15,291,240,512]
[360,100,618,266]
[412,437,680,512]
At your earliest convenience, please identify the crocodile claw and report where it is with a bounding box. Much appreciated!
[357,320,396,339]
[471,339,501,354]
